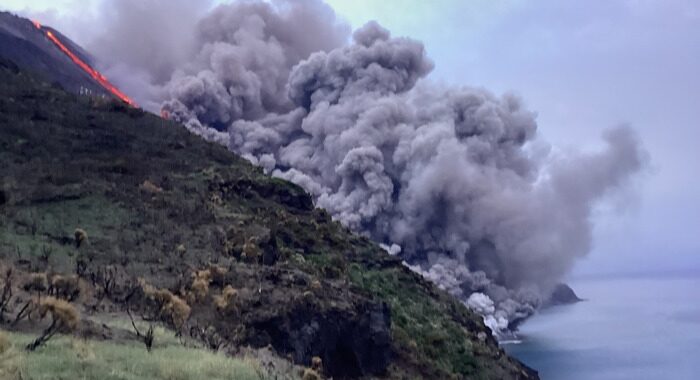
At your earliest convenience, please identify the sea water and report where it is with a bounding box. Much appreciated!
[503,275,700,380]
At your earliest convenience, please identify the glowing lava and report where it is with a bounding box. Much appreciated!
[32,20,138,108]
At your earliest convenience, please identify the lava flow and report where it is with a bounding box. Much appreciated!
[31,20,138,108]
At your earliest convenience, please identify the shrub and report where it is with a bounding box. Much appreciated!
[49,274,80,301]
[301,368,321,380]
[309,280,322,292]
[162,296,190,330]
[175,244,187,257]
[213,285,238,312]
[127,308,155,352]
[140,280,191,330]
[36,297,80,330]
[208,265,228,286]
[74,228,88,248]
[23,272,48,293]
[311,356,323,372]
[191,270,211,302]
[140,180,163,194]
[26,297,80,351]
[242,238,260,263]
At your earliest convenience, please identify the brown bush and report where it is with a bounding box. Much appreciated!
[191,273,210,301]
[242,238,260,262]
[26,296,80,351]
[23,272,48,292]
[213,285,238,312]
[301,368,321,380]
[162,296,190,329]
[312,356,323,371]
[140,280,191,330]
[49,274,80,301]
[139,180,163,194]
[74,228,88,248]
[208,264,228,285]
[37,297,80,330]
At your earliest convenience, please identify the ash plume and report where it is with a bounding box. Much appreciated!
[87,0,646,335]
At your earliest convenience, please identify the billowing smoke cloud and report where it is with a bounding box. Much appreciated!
[88,0,646,335]
[78,0,214,110]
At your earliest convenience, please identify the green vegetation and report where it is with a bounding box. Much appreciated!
[0,195,130,270]
[0,329,265,380]
[350,265,480,377]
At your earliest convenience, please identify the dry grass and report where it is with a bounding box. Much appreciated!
[0,330,268,380]
[0,330,23,380]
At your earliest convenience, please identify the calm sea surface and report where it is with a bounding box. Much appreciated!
[503,275,700,380]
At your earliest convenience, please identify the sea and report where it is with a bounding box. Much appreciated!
[502,274,700,380]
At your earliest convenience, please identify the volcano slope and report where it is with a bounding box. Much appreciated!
[0,59,538,379]
[0,12,110,98]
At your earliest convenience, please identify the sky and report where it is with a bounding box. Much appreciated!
[3,0,699,277]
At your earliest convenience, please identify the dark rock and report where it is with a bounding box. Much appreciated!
[545,283,582,307]
[0,57,19,73]
[259,229,280,266]
[249,300,392,378]
[221,178,314,211]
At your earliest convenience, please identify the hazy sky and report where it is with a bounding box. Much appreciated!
[4,0,699,276]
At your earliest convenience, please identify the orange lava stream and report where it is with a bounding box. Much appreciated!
[32,20,138,108]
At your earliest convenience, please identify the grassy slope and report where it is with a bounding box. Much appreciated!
[0,329,264,380]
[0,59,537,379]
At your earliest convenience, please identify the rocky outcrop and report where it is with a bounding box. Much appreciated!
[544,283,582,307]
[249,300,392,377]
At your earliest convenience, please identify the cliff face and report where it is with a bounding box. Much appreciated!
[0,59,538,379]
[544,283,583,307]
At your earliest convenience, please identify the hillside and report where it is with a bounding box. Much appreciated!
[0,58,538,379]
[0,12,109,97]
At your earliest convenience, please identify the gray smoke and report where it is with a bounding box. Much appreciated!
[88,0,646,335]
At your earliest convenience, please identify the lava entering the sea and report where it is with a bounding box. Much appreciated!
[31,20,138,108]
